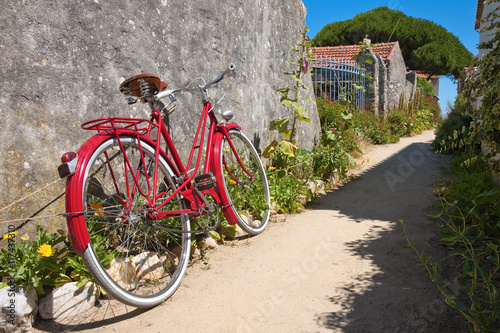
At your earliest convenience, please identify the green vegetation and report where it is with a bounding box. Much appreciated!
[403,154,500,332]
[312,6,473,78]
[409,5,500,330]
[464,1,500,173]
[0,226,82,294]
[264,26,315,158]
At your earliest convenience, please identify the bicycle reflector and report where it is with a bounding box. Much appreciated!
[58,152,78,178]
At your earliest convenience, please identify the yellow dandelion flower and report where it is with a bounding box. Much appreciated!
[224,148,230,153]
[268,166,276,171]
[2,231,17,240]
[37,244,55,257]
[229,180,237,185]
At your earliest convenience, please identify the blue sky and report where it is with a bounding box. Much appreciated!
[302,0,480,114]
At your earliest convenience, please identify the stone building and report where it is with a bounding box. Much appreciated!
[310,41,418,114]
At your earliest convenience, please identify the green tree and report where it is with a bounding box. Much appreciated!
[312,7,473,78]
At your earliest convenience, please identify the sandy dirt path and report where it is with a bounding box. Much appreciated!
[33,130,468,332]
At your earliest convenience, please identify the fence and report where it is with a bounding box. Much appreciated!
[310,57,366,109]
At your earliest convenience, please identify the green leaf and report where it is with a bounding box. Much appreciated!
[281,99,298,109]
[209,230,221,241]
[274,87,290,95]
[76,277,90,288]
[292,104,307,116]
[269,118,290,135]
[306,95,317,105]
[278,140,298,157]
[262,140,278,158]
[297,115,311,123]
[472,189,499,206]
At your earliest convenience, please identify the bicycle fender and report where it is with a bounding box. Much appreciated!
[210,124,242,225]
[64,132,160,253]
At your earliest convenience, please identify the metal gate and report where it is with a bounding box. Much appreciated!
[310,57,365,109]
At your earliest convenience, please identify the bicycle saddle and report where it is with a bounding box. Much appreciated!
[119,74,168,98]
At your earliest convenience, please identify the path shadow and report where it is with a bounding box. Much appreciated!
[309,140,467,332]
[33,298,150,332]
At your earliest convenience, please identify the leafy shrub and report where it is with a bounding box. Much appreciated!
[0,226,71,294]
[316,97,362,153]
[420,95,441,121]
[432,96,475,154]
[354,108,399,144]
[268,168,309,214]
[417,77,435,97]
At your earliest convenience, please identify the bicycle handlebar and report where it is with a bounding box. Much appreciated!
[155,63,237,100]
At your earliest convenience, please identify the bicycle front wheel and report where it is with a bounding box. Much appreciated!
[215,129,270,235]
[79,135,191,308]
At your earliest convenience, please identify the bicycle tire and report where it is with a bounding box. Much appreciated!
[215,129,270,235]
[79,135,191,308]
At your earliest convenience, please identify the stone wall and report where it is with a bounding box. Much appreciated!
[362,47,416,114]
[385,46,407,110]
[0,0,320,238]
[405,71,417,104]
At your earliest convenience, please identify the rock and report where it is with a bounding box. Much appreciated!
[132,252,165,282]
[106,257,137,290]
[308,180,325,195]
[240,214,253,225]
[297,194,307,206]
[250,220,262,228]
[200,236,218,250]
[315,179,325,192]
[0,285,38,333]
[38,282,99,320]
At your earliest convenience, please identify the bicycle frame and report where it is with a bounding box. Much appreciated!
[63,97,250,253]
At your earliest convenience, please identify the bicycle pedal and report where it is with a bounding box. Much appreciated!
[194,173,216,191]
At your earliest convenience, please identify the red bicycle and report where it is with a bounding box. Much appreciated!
[58,64,270,307]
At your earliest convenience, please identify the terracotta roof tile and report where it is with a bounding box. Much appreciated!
[310,41,399,65]
[414,70,439,79]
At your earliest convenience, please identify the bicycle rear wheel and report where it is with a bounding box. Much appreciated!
[215,129,270,235]
[79,135,190,308]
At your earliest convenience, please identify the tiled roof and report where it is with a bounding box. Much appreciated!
[475,0,484,30]
[414,70,439,79]
[310,41,400,64]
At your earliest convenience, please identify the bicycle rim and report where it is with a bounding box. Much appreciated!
[218,130,270,235]
[80,136,191,308]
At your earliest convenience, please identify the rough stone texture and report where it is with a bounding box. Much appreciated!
[38,282,99,320]
[385,45,407,111]
[377,55,389,115]
[405,71,417,102]
[0,1,319,239]
[0,286,38,333]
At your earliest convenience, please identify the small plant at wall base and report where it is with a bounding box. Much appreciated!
[0,226,71,294]
[263,26,315,158]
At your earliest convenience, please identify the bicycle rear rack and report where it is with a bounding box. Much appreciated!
[81,117,157,133]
